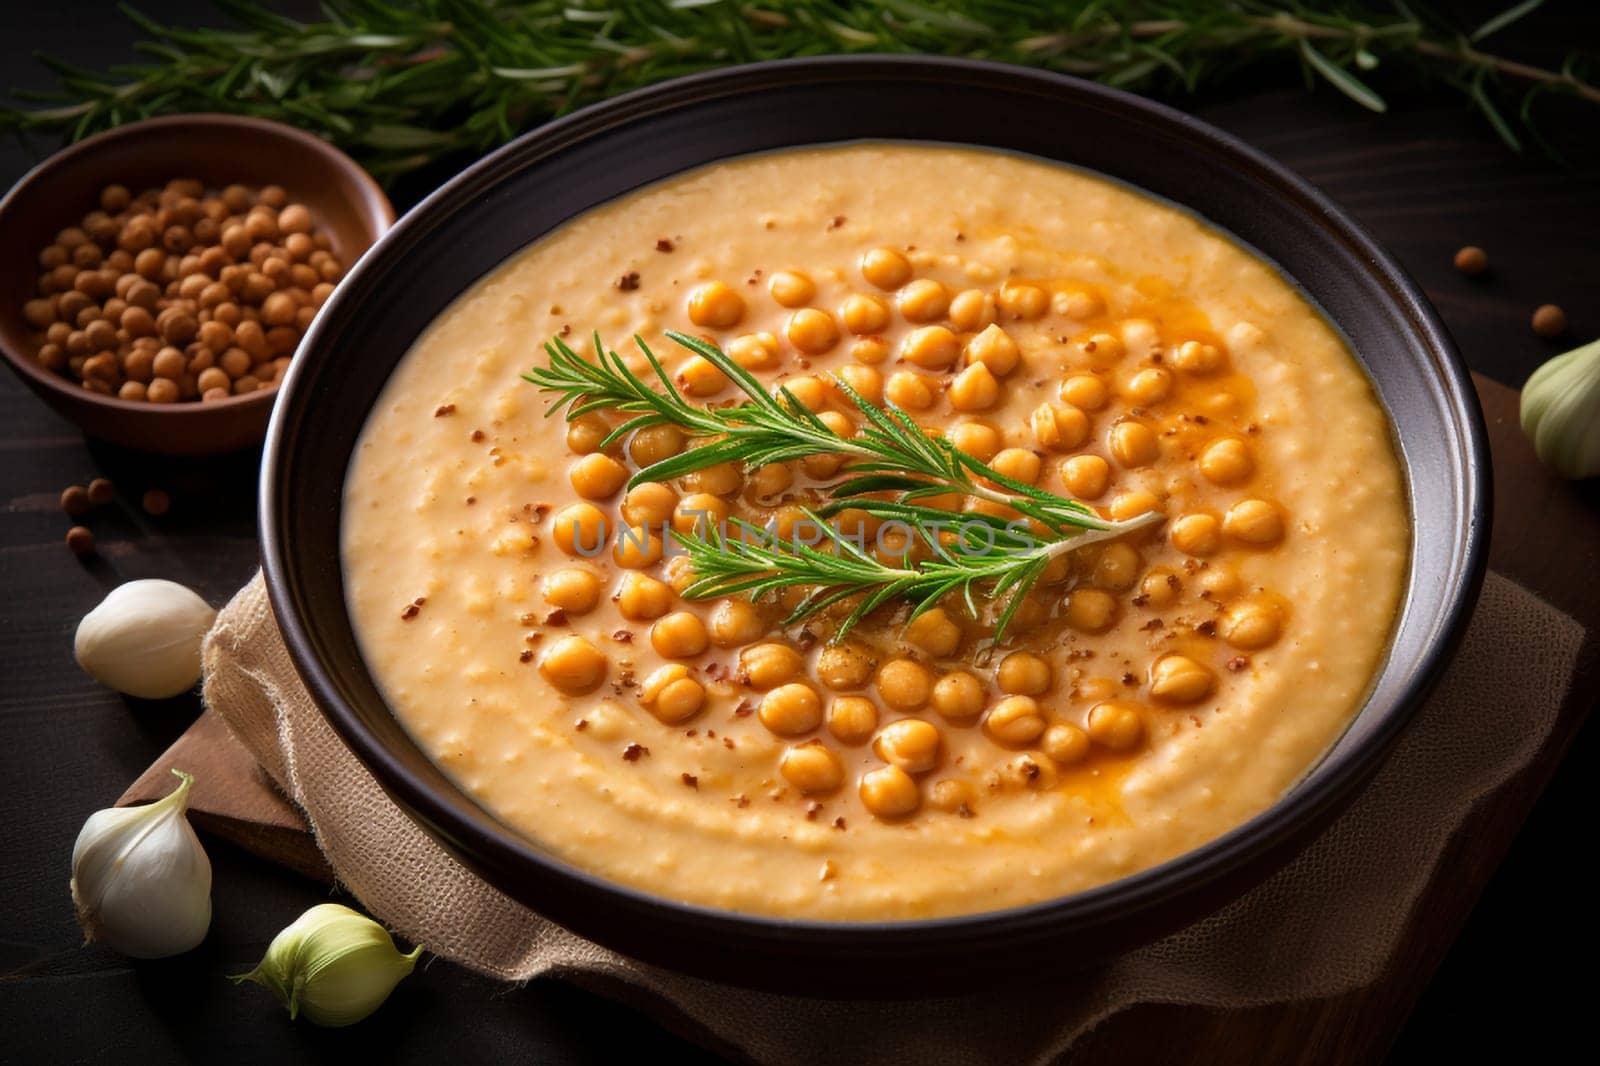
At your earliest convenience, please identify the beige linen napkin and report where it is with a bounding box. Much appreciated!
[202,570,1581,1064]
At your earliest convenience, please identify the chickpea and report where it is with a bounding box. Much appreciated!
[1108,490,1163,521]
[874,719,942,774]
[884,371,934,411]
[1081,331,1125,366]
[835,363,884,406]
[931,670,985,720]
[1032,403,1090,452]
[928,778,976,814]
[985,695,1046,746]
[1224,499,1284,545]
[828,696,879,744]
[816,641,876,690]
[687,281,745,329]
[1170,513,1221,556]
[780,744,844,793]
[629,423,685,467]
[904,607,962,657]
[552,502,608,556]
[676,355,727,397]
[1125,367,1173,405]
[672,492,730,537]
[776,374,828,411]
[740,642,803,690]
[1199,438,1255,485]
[617,572,674,620]
[948,288,997,332]
[704,599,761,647]
[539,635,608,694]
[963,323,1019,377]
[1150,654,1216,704]
[860,765,920,819]
[768,270,815,307]
[1042,722,1091,766]
[621,482,679,526]
[901,325,960,370]
[997,651,1051,695]
[998,282,1048,320]
[850,338,890,365]
[1090,542,1142,590]
[1059,454,1110,500]
[876,658,932,711]
[1139,568,1181,607]
[989,447,1042,486]
[1065,588,1117,633]
[568,453,629,500]
[1172,340,1224,374]
[841,293,889,334]
[940,421,998,463]
[1086,701,1144,751]
[1052,376,1103,413]
[147,378,179,404]
[1220,601,1283,649]
[651,611,709,658]
[759,682,823,736]
[787,308,841,355]
[860,247,912,290]
[747,462,794,502]
[681,461,742,496]
[727,331,780,370]
[640,665,705,724]
[565,416,610,456]
[949,362,1001,412]
[897,279,949,323]
[543,568,602,614]
[1109,420,1160,467]
[612,525,663,569]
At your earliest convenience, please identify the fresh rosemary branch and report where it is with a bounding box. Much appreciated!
[525,330,1127,537]
[3,2,1593,176]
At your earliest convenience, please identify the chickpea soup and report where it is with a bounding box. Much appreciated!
[342,144,1408,920]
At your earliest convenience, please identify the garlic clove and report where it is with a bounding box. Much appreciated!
[70,769,212,958]
[1521,337,1600,480]
[74,579,217,699]
[233,903,421,1027]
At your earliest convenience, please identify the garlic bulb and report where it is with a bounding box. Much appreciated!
[234,903,421,1027]
[1521,337,1600,480]
[70,769,212,958]
[74,579,217,699]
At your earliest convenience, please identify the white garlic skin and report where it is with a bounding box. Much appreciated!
[71,770,212,959]
[74,579,217,699]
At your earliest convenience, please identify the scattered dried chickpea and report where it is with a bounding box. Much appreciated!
[616,572,674,621]
[540,635,608,694]
[543,568,603,614]
[741,642,804,690]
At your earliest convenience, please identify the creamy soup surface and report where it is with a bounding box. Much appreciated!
[342,144,1409,920]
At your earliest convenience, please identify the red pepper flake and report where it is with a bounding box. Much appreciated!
[680,772,699,788]
[466,496,477,506]
[616,271,640,291]
[733,794,750,808]
[1166,574,1181,589]
[805,802,822,821]
[1194,414,1209,425]
[706,729,716,738]
[722,737,735,749]
[955,231,966,242]
[832,817,847,830]
[704,661,727,681]
[612,629,634,643]
[559,324,572,338]
[575,718,589,731]
[1195,619,1218,638]
[1121,672,1137,685]
[957,803,975,819]
[1131,594,1149,607]
[655,238,675,253]
[523,632,543,644]
[732,699,754,718]
[622,743,648,762]
[1083,339,1098,353]
[520,612,539,625]
[1140,618,1163,632]
[796,628,818,652]
[746,269,762,286]
[1246,423,1261,435]
[519,649,533,663]
[400,603,420,620]
[544,608,569,627]
[827,215,846,230]
[1226,656,1250,672]
[470,429,485,443]
[434,403,456,417]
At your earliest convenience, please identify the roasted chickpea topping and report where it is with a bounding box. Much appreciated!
[616,572,674,621]
[963,323,1019,377]
[1065,588,1117,633]
[884,370,935,410]
[1220,601,1284,649]
[709,599,765,647]
[998,282,1048,320]
[787,307,841,354]
[543,568,602,614]
[840,293,889,334]
[768,270,816,308]
[860,247,911,290]
[1150,654,1215,704]
[612,525,663,568]
[1032,403,1090,451]
[901,325,960,370]
[949,421,1002,462]
[897,279,949,323]
[876,658,933,711]
[741,642,804,690]
[1042,723,1091,766]
[997,651,1051,695]
[651,611,709,658]
[860,765,921,819]
[817,641,877,690]
[676,355,727,397]
[780,744,844,793]
[1224,498,1285,545]
[928,778,975,815]
[949,362,1001,411]
[948,289,997,332]
[1086,701,1144,751]
[904,607,962,657]
[828,696,879,744]
[1125,367,1173,405]
[1170,513,1221,557]
[569,453,629,500]
[835,363,884,406]
[1109,419,1160,467]
[551,502,607,556]
[760,682,823,735]
[874,719,942,774]
[621,482,678,526]
[1199,438,1254,485]
[687,281,746,329]
[540,635,608,694]
[931,670,986,720]
[628,424,685,467]
[1060,374,1109,410]
[727,331,781,370]
[1059,454,1110,499]
[1109,490,1163,521]
[640,665,706,723]
[984,695,1046,746]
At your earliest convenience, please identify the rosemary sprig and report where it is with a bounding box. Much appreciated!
[3,2,1593,177]
[525,330,1120,536]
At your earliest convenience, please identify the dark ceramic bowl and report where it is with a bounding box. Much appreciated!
[0,114,393,455]
[262,58,1489,992]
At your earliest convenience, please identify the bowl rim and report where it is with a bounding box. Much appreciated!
[0,112,395,418]
[262,55,1490,943]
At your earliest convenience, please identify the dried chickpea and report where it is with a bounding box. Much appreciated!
[727,331,780,370]
[1170,513,1221,557]
[651,611,709,658]
[931,670,985,720]
[544,568,602,614]
[1109,420,1160,467]
[768,270,815,307]
[1172,340,1224,374]
[1065,588,1117,633]
[1042,723,1091,766]
[1150,654,1215,704]
[675,355,727,397]
[816,641,876,690]
[621,482,678,526]
[840,293,889,334]
[1220,601,1283,649]
[949,421,1001,462]
[948,289,996,332]
[1224,499,1284,545]
[1060,374,1108,410]
[874,719,942,774]
[539,635,608,694]
[860,765,920,819]
[740,642,804,690]
[835,363,884,406]
[760,682,823,736]
[628,423,685,466]
[963,324,1019,376]
[884,371,934,410]
[780,744,844,793]
[997,651,1051,695]
[876,658,932,711]
[569,453,629,500]
[640,665,705,724]
[1033,403,1090,452]
[1086,701,1143,751]
[787,308,840,354]
[828,696,879,744]
[985,695,1046,746]
[904,607,961,657]
[551,502,608,556]
[897,279,949,323]
[901,325,960,370]
[1059,454,1110,500]
[147,378,179,404]
[197,367,231,395]
[1125,367,1173,405]
[616,572,673,620]
[612,525,663,569]
[1200,438,1254,485]
[989,447,1041,486]
[687,281,745,329]
[860,247,912,290]
[949,362,1001,411]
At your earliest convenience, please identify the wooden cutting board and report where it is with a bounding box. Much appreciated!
[120,371,1600,1062]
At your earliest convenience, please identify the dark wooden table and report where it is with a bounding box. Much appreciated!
[3,4,1598,1062]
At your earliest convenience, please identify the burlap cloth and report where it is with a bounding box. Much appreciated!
[202,570,1581,1064]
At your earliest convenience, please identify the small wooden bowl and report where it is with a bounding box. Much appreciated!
[0,114,393,455]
